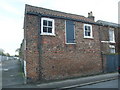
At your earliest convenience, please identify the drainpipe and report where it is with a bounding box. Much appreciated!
[37,15,42,80]
[98,26,104,73]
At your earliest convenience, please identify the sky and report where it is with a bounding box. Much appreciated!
[0,0,119,55]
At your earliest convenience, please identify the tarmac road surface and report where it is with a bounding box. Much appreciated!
[2,59,24,88]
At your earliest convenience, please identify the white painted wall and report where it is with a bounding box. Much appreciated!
[24,60,27,77]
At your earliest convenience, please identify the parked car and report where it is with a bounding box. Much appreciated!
[14,56,19,60]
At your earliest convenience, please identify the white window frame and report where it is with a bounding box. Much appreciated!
[84,24,93,38]
[109,45,115,53]
[41,17,55,36]
[109,28,115,43]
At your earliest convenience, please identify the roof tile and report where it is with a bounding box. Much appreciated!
[25,4,95,23]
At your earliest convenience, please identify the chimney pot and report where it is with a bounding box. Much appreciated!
[88,11,95,21]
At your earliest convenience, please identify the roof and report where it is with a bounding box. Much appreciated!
[25,4,95,24]
[97,20,119,27]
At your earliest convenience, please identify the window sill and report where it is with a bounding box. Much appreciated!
[101,41,116,43]
[40,33,56,36]
[66,43,76,44]
[101,41,109,43]
[109,41,116,43]
[84,37,94,39]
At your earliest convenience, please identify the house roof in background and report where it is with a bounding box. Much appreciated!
[97,20,119,27]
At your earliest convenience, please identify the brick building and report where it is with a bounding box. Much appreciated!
[97,20,119,54]
[97,20,119,73]
[21,4,119,82]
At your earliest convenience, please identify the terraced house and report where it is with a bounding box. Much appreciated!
[97,20,119,73]
[21,4,119,82]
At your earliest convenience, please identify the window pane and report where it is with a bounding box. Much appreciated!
[88,32,90,36]
[48,21,52,26]
[48,28,52,33]
[109,30,114,42]
[43,27,47,32]
[43,20,47,26]
[84,25,92,37]
[88,26,90,30]
[85,26,87,30]
[110,36,113,41]
[87,29,90,32]
[85,31,88,36]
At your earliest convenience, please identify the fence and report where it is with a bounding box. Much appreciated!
[104,54,119,73]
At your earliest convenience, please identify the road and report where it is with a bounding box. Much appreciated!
[72,79,119,88]
[2,59,24,88]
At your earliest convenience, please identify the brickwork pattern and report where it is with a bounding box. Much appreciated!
[25,15,40,81]
[40,18,102,80]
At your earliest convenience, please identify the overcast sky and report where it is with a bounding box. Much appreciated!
[0,0,119,55]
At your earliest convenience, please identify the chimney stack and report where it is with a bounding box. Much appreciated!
[88,11,95,21]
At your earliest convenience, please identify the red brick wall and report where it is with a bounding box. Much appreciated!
[24,8,120,82]
[25,14,40,81]
[25,14,103,81]
[116,27,120,53]
[40,18,102,80]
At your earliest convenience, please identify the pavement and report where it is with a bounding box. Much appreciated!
[78,79,119,88]
[2,59,119,89]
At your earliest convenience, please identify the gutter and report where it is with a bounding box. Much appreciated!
[60,77,118,89]
[26,12,120,28]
